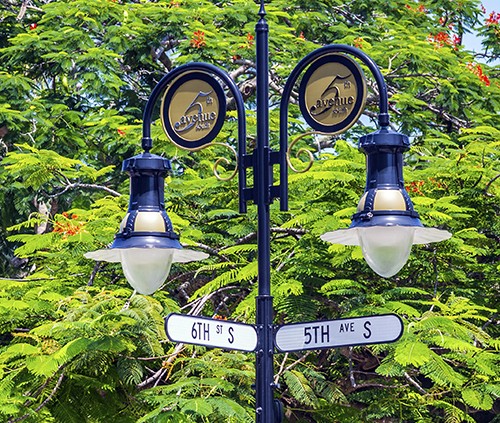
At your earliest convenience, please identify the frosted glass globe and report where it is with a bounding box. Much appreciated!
[120,249,174,295]
[358,226,415,278]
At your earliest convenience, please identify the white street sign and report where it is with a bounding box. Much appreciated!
[275,314,403,352]
[165,313,258,352]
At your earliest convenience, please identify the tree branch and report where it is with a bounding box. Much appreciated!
[274,351,312,384]
[404,371,426,394]
[49,182,121,198]
[235,227,306,246]
[425,103,468,129]
[9,371,65,423]
[484,173,500,195]
[88,261,103,286]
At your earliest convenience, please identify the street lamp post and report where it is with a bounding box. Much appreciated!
[86,1,451,422]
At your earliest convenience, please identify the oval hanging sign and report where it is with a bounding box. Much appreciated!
[299,54,367,135]
[161,71,226,150]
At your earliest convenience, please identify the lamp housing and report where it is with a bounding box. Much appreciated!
[321,127,451,277]
[85,152,207,294]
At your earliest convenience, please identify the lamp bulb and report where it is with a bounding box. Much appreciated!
[358,226,414,278]
[120,249,174,294]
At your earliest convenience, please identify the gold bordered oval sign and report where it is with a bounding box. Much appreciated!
[161,72,226,150]
[299,54,367,134]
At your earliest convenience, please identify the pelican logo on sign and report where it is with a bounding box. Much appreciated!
[161,72,226,150]
[299,54,367,135]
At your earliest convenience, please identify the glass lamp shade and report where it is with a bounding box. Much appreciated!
[85,246,208,295]
[121,248,174,295]
[321,225,451,278]
[358,226,414,277]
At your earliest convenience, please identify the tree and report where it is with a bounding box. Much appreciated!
[0,0,498,421]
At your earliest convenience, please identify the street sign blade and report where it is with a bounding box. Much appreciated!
[275,314,403,353]
[165,313,258,352]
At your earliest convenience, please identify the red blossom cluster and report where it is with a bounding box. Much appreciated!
[467,62,491,86]
[438,16,456,30]
[406,178,446,195]
[53,213,84,238]
[405,4,426,13]
[232,32,255,60]
[406,180,425,195]
[428,177,445,190]
[428,31,460,48]
[353,37,364,49]
[214,315,228,320]
[246,32,254,48]
[486,11,500,25]
[190,30,206,49]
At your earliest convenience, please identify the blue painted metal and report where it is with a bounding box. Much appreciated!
[110,152,182,250]
[350,126,422,228]
[254,2,276,422]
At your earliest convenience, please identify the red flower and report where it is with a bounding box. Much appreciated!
[246,32,254,47]
[406,180,424,196]
[214,315,227,320]
[353,37,364,49]
[405,4,426,13]
[428,31,460,49]
[52,214,84,238]
[467,62,491,86]
[486,11,500,25]
[117,128,126,136]
[190,30,206,49]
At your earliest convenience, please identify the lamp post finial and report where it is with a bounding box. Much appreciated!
[258,0,266,18]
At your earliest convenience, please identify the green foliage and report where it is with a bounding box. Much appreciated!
[0,0,498,421]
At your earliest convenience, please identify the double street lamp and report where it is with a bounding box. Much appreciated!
[86,2,450,421]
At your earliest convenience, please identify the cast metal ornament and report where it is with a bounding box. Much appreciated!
[286,132,317,174]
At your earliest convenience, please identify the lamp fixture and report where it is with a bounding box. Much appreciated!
[321,126,451,277]
[85,151,208,294]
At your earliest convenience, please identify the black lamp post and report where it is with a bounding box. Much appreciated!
[86,1,450,421]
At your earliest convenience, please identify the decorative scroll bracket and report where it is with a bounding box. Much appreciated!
[142,62,249,213]
[279,44,391,212]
